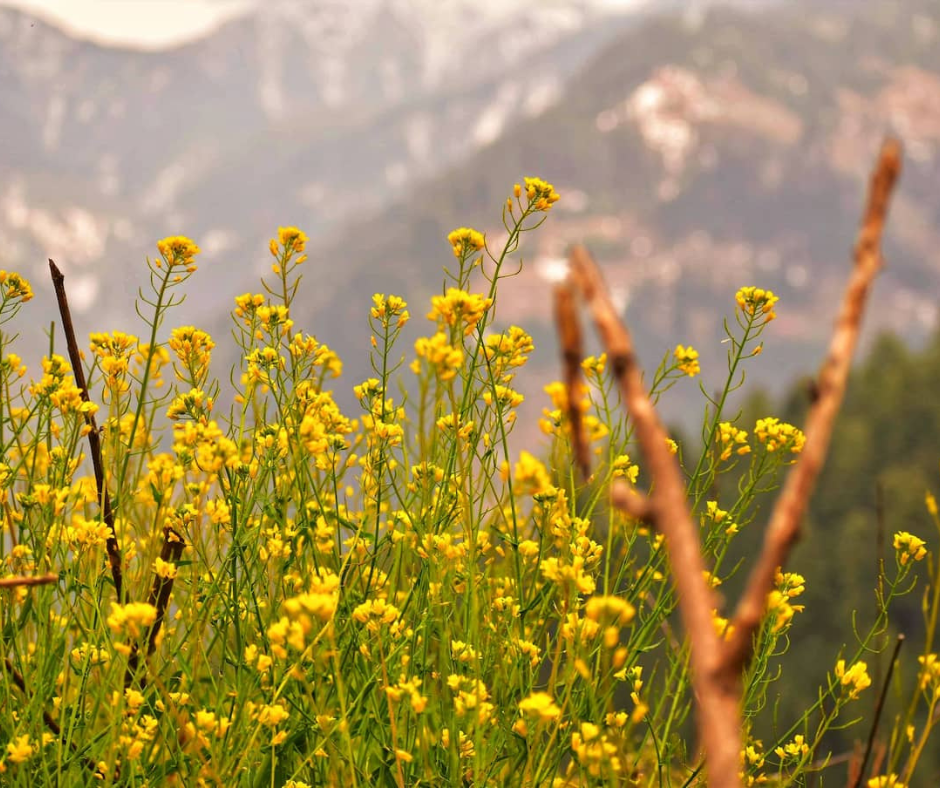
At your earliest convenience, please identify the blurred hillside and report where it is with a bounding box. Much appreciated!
[271,0,940,436]
[1,0,938,435]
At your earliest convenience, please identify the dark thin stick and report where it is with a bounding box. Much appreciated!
[48,259,123,602]
[0,572,57,588]
[851,634,905,788]
[3,658,103,775]
[125,527,186,687]
[147,527,185,658]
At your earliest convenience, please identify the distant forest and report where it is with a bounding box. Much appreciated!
[726,328,940,783]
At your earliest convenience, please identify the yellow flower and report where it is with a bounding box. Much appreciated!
[584,596,635,626]
[414,333,464,381]
[611,455,639,483]
[275,226,307,254]
[107,602,158,639]
[917,653,940,694]
[518,691,562,721]
[674,344,700,377]
[427,288,492,336]
[169,326,215,385]
[774,734,809,761]
[834,659,871,699]
[352,599,401,633]
[156,236,200,270]
[754,417,805,454]
[893,531,927,565]
[717,421,750,461]
[5,734,34,764]
[446,227,485,258]
[523,177,560,212]
[735,286,779,322]
[513,451,553,497]
[0,271,34,304]
[867,776,907,788]
[371,294,409,327]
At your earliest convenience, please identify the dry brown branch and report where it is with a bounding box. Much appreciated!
[609,478,653,522]
[561,138,901,787]
[0,573,58,588]
[568,244,740,786]
[723,138,902,675]
[49,259,124,602]
[125,527,186,688]
[554,280,591,480]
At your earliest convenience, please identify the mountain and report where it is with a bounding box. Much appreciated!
[0,0,650,342]
[2,0,938,440]
[271,0,940,436]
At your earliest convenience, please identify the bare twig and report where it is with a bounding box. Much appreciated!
[568,244,739,786]
[0,572,58,588]
[851,634,904,788]
[723,138,902,675]
[3,658,103,775]
[125,527,186,688]
[554,280,591,480]
[49,259,124,602]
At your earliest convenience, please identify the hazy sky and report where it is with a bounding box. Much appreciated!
[0,0,649,49]
[0,0,253,48]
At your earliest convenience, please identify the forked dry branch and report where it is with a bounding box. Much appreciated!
[559,137,902,787]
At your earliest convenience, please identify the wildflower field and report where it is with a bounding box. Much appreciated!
[2,155,939,787]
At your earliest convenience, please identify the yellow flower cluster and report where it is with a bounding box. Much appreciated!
[570,722,623,778]
[90,331,138,394]
[834,659,872,699]
[674,344,700,377]
[517,691,561,724]
[0,270,34,303]
[611,454,639,483]
[446,227,485,259]
[169,326,215,385]
[717,421,750,461]
[447,675,494,724]
[893,531,927,565]
[427,288,492,336]
[484,326,534,381]
[481,384,524,413]
[775,734,809,761]
[352,599,401,633]
[370,293,410,327]
[917,653,940,695]
[30,355,96,416]
[385,676,428,714]
[5,734,35,764]
[735,286,779,322]
[754,417,805,454]
[271,226,308,256]
[414,333,464,381]
[107,602,157,653]
[522,177,561,212]
[512,451,553,497]
[166,388,212,422]
[868,776,907,788]
[156,235,200,271]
